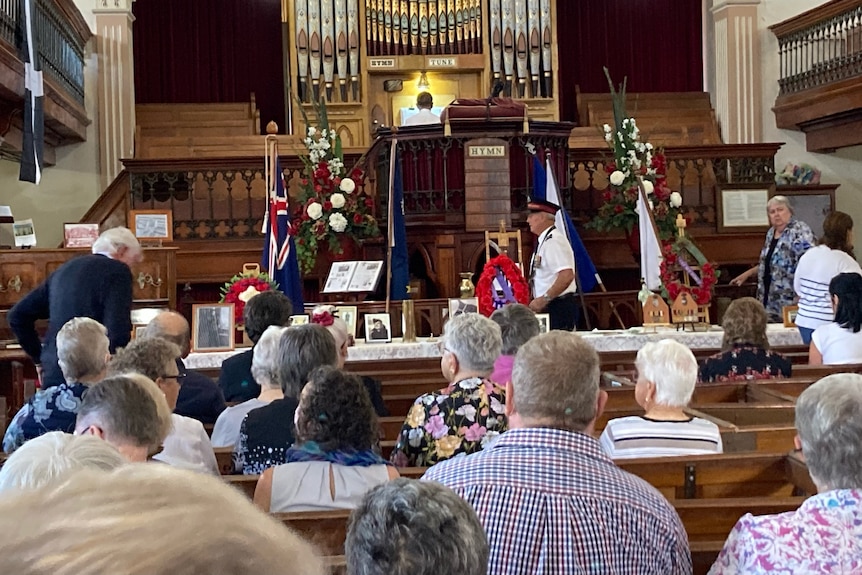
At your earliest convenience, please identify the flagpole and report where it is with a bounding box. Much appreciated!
[384,139,398,314]
[264,125,279,277]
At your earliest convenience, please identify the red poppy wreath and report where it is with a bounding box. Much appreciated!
[476,255,531,317]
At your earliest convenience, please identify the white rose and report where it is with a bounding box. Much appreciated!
[330,193,346,209]
[307,127,317,136]
[307,202,323,220]
[340,177,356,194]
[642,180,654,195]
[670,191,683,208]
[610,170,625,186]
[328,212,348,233]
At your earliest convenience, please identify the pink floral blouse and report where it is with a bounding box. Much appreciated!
[709,489,862,574]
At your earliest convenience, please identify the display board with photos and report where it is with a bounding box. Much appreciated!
[322,260,384,293]
[191,303,234,352]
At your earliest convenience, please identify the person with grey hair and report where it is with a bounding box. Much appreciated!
[211,326,287,453]
[8,226,141,388]
[345,478,489,575]
[236,324,338,475]
[489,303,540,386]
[730,195,814,322]
[3,317,110,453]
[144,311,226,424]
[390,313,506,467]
[0,465,326,575]
[424,331,691,574]
[710,373,862,573]
[0,432,125,493]
[75,374,168,463]
[600,339,723,459]
[108,338,219,474]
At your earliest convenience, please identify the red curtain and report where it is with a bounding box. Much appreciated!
[556,0,704,122]
[132,0,285,134]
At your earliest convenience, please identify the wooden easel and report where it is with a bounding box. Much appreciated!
[485,221,523,266]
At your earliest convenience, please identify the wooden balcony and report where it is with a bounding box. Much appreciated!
[0,0,91,164]
[771,0,862,152]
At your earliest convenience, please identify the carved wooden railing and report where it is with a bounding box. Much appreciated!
[772,0,862,97]
[0,0,88,105]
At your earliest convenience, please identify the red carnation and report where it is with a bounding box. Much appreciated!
[614,204,624,214]
[365,198,374,208]
[315,184,322,193]
[353,213,363,224]
[323,201,332,210]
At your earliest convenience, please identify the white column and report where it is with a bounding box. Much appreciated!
[711,0,762,144]
[93,0,136,189]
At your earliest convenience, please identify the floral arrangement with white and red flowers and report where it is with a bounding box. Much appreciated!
[292,99,380,274]
[588,69,683,240]
[220,270,279,326]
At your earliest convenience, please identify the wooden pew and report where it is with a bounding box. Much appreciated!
[785,450,817,496]
[618,452,794,500]
[214,446,234,476]
[224,467,427,496]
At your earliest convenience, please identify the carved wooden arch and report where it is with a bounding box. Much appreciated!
[411,242,438,286]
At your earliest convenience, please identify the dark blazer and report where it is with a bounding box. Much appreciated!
[175,358,226,424]
[218,348,260,403]
[8,254,132,388]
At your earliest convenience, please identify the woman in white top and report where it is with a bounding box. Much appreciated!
[600,339,723,459]
[254,366,398,513]
[810,273,862,365]
[211,326,287,451]
[794,211,861,345]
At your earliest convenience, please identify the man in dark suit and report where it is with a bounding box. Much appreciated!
[8,227,141,388]
[144,311,226,424]
[219,290,292,403]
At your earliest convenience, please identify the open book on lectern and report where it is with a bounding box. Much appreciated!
[322,260,385,293]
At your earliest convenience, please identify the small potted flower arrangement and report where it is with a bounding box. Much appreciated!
[292,99,381,274]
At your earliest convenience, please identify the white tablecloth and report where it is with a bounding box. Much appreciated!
[184,324,803,370]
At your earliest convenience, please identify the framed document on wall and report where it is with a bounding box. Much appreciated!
[716,184,771,234]
[130,210,173,242]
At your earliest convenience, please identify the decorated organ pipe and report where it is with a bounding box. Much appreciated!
[309,0,322,101]
[295,0,309,102]
[410,0,419,54]
[489,0,502,82]
[348,0,360,99]
[527,0,540,97]
[384,0,393,55]
[454,0,464,53]
[428,0,438,54]
[335,0,348,101]
[419,0,429,54]
[376,0,385,55]
[514,0,528,97]
[400,0,410,53]
[473,0,482,56]
[501,0,515,95]
[437,0,447,53]
[392,0,401,55]
[321,0,335,100]
[540,0,552,96]
[366,0,375,55]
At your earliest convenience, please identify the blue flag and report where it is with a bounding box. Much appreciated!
[18,0,43,184]
[263,158,304,313]
[389,152,409,300]
[532,156,600,293]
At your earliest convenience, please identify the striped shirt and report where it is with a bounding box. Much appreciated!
[599,416,723,460]
[793,245,862,330]
[422,427,691,575]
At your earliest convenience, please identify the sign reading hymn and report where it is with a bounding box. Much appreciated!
[369,58,396,69]
[467,145,507,158]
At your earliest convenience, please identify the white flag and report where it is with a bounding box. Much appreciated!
[638,184,663,290]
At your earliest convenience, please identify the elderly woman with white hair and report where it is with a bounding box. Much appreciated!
[730,195,815,322]
[390,313,506,467]
[310,305,388,416]
[211,325,287,452]
[600,339,723,459]
[3,317,110,453]
[710,373,862,574]
[0,431,125,493]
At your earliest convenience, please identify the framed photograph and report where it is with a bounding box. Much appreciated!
[365,313,392,343]
[129,209,173,241]
[716,184,772,234]
[131,324,148,340]
[535,313,550,334]
[64,223,100,248]
[289,314,310,326]
[191,303,235,352]
[448,297,479,318]
[13,219,36,247]
[130,307,169,326]
[336,305,358,337]
[783,305,799,328]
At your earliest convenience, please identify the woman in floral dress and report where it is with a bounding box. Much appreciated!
[390,313,506,468]
[730,195,814,322]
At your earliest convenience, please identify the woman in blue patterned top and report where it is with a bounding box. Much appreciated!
[730,195,815,322]
[3,317,110,453]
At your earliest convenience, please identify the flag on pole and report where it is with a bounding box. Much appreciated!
[532,155,599,293]
[262,158,305,313]
[388,144,409,300]
[18,0,43,184]
[638,183,663,290]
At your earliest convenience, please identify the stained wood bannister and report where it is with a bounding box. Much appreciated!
[0,0,90,163]
[772,0,862,152]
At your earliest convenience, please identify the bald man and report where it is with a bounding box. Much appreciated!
[144,311,226,424]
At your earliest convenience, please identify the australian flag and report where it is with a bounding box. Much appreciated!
[532,155,599,293]
[18,0,43,184]
[262,158,304,312]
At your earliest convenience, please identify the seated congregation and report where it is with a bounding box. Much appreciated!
[2,294,862,574]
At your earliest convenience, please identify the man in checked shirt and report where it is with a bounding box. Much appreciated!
[423,331,691,574]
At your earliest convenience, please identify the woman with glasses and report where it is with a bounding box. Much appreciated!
[108,337,219,475]
[390,313,507,468]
